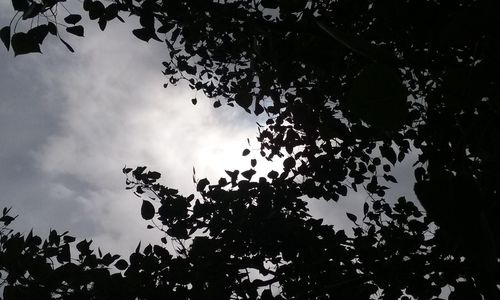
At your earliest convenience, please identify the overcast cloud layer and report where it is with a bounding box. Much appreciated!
[0,7,417,256]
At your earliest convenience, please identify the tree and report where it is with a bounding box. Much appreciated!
[1,0,499,299]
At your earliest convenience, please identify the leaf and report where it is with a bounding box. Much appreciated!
[214,178,226,187]
[344,63,407,131]
[170,26,181,43]
[338,185,347,196]
[141,200,155,220]
[242,149,250,156]
[76,239,91,254]
[132,28,152,42]
[64,14,82,25]
[63,235,76,243]
[104,3,119,21]
[283,157,296,170]
[267,170,279,179]
[191,98,197,105]
[22,3,42,19]
[225,170,239,183]
[0,215,15,226]
[98,17,107,31]
[241,169,256,180]
[115,259,128,270]
[235,92,252,110]
[196,178,209,192]
[383,174,398,183]
[251,159,257,167]
[380,145,397,165]
[0,26,10,50]
[346,212,357,223]
[28,25,49,44]
[147,171,161,180]
[48,22,57,35]
[11,32,41,56]
[363,202,369,215]
[59,38,74,53]
[66,26,84,37]
[255,101,264,115]
[57,243,71,263]
[83,0,92,11]
[12,0,29,11]
[88,0,105,20]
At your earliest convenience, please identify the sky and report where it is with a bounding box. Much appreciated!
[0,5,417,257]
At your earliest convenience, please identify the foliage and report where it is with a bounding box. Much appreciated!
[0,176,479,299]
[2,0,500,299]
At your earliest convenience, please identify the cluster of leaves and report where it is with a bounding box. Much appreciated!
[2,0,500,298]
[0,165,489,299]
[124,166,492,299]
[0,0,125,54]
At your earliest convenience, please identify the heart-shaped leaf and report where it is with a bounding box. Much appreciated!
[64,14,82,25]
[66,26,84,37]
[141,200,155,220]
[0,26,10,50]
[11,32,41,56]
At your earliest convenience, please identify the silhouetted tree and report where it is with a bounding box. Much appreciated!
[1,0,499,299]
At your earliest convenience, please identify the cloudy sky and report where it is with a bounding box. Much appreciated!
[0,5,417,256]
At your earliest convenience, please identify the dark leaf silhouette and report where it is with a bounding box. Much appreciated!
[196,178,209,192]
[114,259,128,270]
[132,28,151,42]
[346,212,357,223]
[87,0,105,20]
[0,26,10,50]
[11,32,40,55]
[28,25,49,45]
[11,0,29,11]
[283,157,295,170]
[380,145,397,166]
[64,14,82,25]
[47,22,57,35]
[241,169,256,180]
[66,26,84,37]
[98,17,107,31]
[140,200,155,220]
[22,3,42,20]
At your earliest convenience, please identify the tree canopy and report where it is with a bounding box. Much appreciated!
[1,0,500,299]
